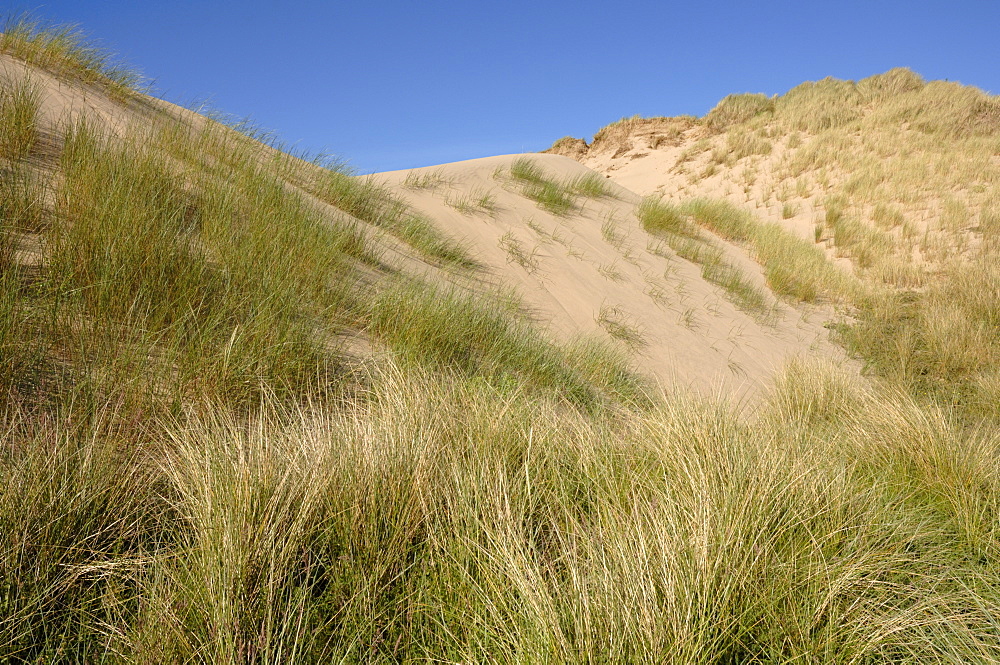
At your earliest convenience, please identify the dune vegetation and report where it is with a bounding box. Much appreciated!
[3,16,1000,663]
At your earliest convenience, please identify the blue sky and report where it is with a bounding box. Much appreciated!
[17,0,1000,173]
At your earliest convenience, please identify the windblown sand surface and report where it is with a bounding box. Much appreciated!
[378,154,849,401]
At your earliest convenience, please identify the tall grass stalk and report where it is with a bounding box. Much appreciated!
[0,75,40,161]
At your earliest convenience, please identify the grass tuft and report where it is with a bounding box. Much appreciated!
[705,93,774,131]
[504,157,579,215]
[596,304,647,350]
[446,187,497,216]
[0,14,144,97]
[0,75,40,161]
[567,172,612,198]
[498,230,540,273]
[681,198,856,301]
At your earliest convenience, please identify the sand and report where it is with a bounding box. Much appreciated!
[377,153,848,401]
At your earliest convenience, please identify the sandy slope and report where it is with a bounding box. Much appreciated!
[377,154,847,401]
[1,49,847,401]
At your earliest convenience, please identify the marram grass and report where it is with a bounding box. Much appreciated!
[4,19,1000,663]
[5,360,1000,662]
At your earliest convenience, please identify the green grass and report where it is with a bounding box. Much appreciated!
[872,203,906,230]
[45,121,366,406]
[364,279,605,409]
[8,21,1000,663]
[504,157,577,215]
[596,304,646,350]
[721,130,773,163]
[567,171,612,198]
[508,156,546,183]
[446,187,497,216]
[0,13,144,97]
[667,233,723,265]
[524,179,574,215]
[402,169,450,190]
[701,261,772,319]
[7,358,1000,661]
[829,214,893,267]
[840,253,1000,421]
[597,261,625,282]
[639,196,851,311]
[0,419,164,661]
[600,213,624,248]
[636,198,698,238]
[498,230,540,273]
[0,75,39,162]
[681,198,856,302]
[704,93,774,132]
[637,198,774,318]
[562,334,653,407]
[0,164,47,233]
[776,76,862,132]
[289,164,477,267]
[394,213,479,267]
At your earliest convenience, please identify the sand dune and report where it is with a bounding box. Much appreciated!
[378,154,847,400]
[1,44,849,402]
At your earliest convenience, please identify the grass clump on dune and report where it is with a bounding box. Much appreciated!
[46,121,366,406]
[701,261,772,316]
[856,67,926,103]
[402,168,450,190]
[875,78,1000,138]
[681,198,856,302]
[828,214,893,268]
[842,253,1000,421]
[505,157,610,215]
[0,13,144,97]
[506,157,575,215]
[776,77,863,132]
[395,212,479,266]
[704,93,774,132]
[596,304,647,351]
[300,166,478,267]
[0,75,39,161]
[637,198,774,319]
[567,171,612,198]
[637,197,698,237]
[717,129,772,163]
[364,279,609,410]
[446,187,497,216]
[1,417,164,661]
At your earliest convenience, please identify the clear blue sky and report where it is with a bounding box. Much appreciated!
[17,0,1000,173]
